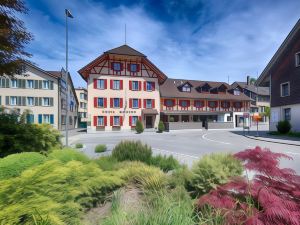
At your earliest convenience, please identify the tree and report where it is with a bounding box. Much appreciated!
[135,120,144,134]
[0,0,33,77]
[249,77,256,85]
[158,120,165,133]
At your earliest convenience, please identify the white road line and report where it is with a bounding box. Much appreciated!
[152,147,199,159]
[202,132,231,145]
[285,151,300,156]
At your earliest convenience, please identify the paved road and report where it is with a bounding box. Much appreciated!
[69,128,300,174]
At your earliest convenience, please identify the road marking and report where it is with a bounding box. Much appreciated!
[285,151,300,156]
[202,132,231,145]
[152,147,199,159]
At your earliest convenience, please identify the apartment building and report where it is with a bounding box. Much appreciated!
[79,44,251,132]
[231,76,270,124]
[75,87,88,128]
[0,62,78,130]
[257,19,300,131]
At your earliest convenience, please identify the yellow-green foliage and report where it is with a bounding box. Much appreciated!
[116,161,167,191]
[190,153,243,196]
[48,148,90,164]
[0,160,124,225]
[95,156,119,171]
[0,152,46,180]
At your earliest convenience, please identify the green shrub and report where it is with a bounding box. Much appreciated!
[75,143,83,149]
[276,120,292,134]
[189,153,243,197]
[0,160,124,225]
[48,148,89,164]
[168,165,193,188]
[112,140,152,163]
[0,110,61,157]
[149,154,181,172]
[0,152,47,180]
[158,121,165,133]
[95,144,107,153]
[95,156,118,171]
[135,120,144,133]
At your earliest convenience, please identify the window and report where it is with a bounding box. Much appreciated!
[97,116,104,126]
[27,97,34,106]
[42,80,49,89]
[295,52,300,67]
[132,99,139,108]
[166,99,174,107]
[222,101,230,108]
[27,80,34,88]
[43,97,50,106]
[69,116,73,125]
[227,116,232,122]
[80,93,85,99]
[281,82,290,97]
[146,99,152,108]
[61,115,66,125]
[43,114,50,123]
[132,116,138,126]
[182,115,189,122]
[113,98,120,108]
[11,79,17,88]
[10,96,17,105]
[182,84,191,92]
[146,81,154,91]
[208,101,217,108]
[284,108,291,121]
[97,79,105,89]
[97,98,104,107]
[113,62,121,71]
[181,100,188,107]
[234,102,242,108]
[113,80,120,90]
[233,89,241,96]
[130,64,137,72]
[132,81,139,90]
[114,116,120,126]
[194,100,204,108]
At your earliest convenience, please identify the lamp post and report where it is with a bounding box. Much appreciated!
[65,9,73,147]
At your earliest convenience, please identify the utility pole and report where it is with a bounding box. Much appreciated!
[65,9,73,147]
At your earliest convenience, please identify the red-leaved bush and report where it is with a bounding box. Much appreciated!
[197,147,300,225]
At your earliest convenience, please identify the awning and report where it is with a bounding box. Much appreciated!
[142,109,158,115]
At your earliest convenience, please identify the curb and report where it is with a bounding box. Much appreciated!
[244,135,300,147]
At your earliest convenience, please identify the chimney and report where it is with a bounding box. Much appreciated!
[246,76,250,85]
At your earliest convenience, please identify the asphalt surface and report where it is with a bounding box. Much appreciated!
[69,128,300,174]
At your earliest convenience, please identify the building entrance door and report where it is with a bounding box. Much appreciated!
[146,116,153,128]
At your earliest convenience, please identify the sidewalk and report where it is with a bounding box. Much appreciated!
[245,132,300,146]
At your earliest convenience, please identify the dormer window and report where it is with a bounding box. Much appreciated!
[201,83,211,92]
[234,89,241,96]
[182,83,191,92]
[295,52,300,67]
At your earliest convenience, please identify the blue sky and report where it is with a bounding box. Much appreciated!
[23,0,300,88]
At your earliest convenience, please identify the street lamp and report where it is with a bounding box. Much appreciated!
[65,9,73,147]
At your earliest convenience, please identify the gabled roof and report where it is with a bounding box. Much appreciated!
[23,61,57,79]
[231,81,270,96]
[104,44,146,57]
[160,78,250,100]
[177,81,193,89]
[256,19,300,86]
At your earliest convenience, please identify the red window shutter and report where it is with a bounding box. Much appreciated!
[94,79,97,89]
[120,80,123,90]
[127,63,131,71]
[152,99,155,108]
[110,80,113,89]
[104,98,107,108]
[144,81,146,91]
[129,116,132,126]
[138,81,142,91]
[120,63,124,71]
[111,62,114,69]
[93,116,97,126]
[120,98,123,108]
[144,99,146,108]
[104,116,107,126]
[110,116,113,126]
[120,116,123,126]
[129,81,132,90]
[110,98,113,108]
[136,64,140,72]
[152,82,155,91]
[138,99,141,108]
[129,98,132,108]
[179,100,182,107]
[172,99,176,106]
[187,100,190,107]
[104,79,107,89]
[94,97,97,108]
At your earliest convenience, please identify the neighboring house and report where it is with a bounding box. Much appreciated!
[160,79,251,129]
[75,87,88,128]
[78,44,167,132]
[231,76,270,124]
[78,44,251,132]
[0,62,78,130]
[256,19,300,131]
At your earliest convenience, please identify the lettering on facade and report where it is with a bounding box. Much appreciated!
[101,110,137,114]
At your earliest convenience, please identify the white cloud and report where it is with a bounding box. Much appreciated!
[23,0,300,87]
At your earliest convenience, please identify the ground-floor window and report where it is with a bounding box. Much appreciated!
[169,115,179,122]
[114,116,120,126]
[39,114,54,124]
[69,116,73,125]
[97,116,104,126]
[61,115,66,125]
[182,115,189,122]
[192,115,203,122]
[132,116,138,126]
[227,116,232,122]
[284,108,291,121]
